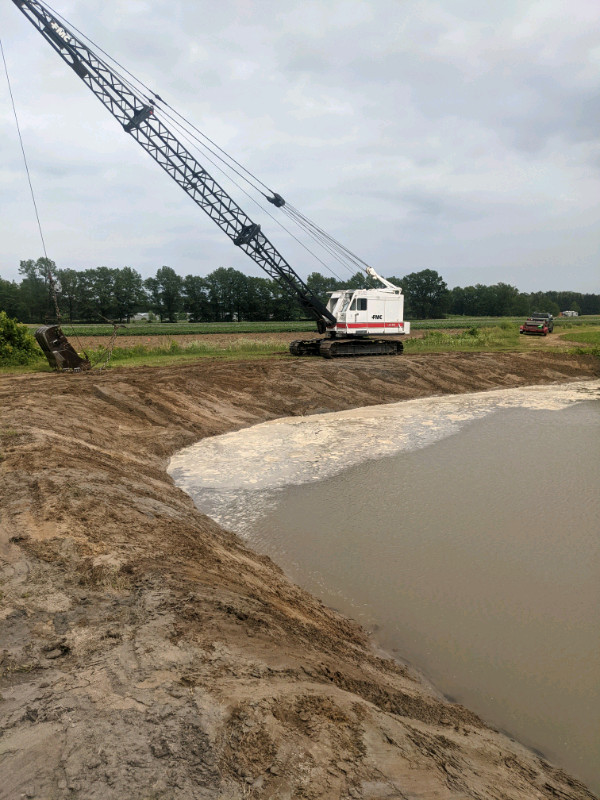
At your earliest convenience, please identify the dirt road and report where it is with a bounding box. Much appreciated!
[1,351,598,800]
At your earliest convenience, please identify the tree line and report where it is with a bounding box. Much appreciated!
[1,258,598,324]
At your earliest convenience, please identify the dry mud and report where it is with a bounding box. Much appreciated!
[1,350,599,800]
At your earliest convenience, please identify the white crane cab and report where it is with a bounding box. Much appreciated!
[325,268,410,338]
[325,286,410,338]
[289,268,410,357]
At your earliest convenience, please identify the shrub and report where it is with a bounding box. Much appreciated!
[0,311,40,365]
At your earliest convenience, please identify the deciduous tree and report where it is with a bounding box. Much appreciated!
[401,269,450,319]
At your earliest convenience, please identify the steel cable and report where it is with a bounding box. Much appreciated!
[28,0,371,287]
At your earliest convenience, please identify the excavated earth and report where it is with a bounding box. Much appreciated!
[1,350,599,800]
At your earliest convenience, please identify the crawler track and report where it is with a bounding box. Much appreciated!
[289,337,404,358]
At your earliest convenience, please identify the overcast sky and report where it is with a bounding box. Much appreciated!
[1,0,599,292]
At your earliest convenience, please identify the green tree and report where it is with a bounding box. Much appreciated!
[306,272,341,304]
[90,267,118,320]
[344,271,378,290]
[449,285,484,316]
[580,294,600,315]
[75,270,100,322]
[510,293,530,316]
[245,276,275,321]
[113,267,145,322]
[0,278,26,320]
[269,281,302,321]
[183,275,212,322]
[489,283,520,316]
[18,258,55,322]
[0,310,39,365]
[55,268,80,322]
[450,283,525,317]
[401,269,450,319]
[144,266,183,322]
[205,268,248,321]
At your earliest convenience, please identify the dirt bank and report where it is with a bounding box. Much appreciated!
[1,351,599,800]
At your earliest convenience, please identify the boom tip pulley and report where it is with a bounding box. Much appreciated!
[266,192,285,208]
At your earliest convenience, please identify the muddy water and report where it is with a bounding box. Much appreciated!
[169,381,600,793]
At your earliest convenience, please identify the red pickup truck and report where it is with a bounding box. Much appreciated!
[520,317,550,335]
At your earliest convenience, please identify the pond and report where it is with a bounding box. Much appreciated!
[169,380,600,793]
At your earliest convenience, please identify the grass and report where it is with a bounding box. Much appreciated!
[405,326,520,353]
[557,327,600,357]
[6,318,599,374]
[86,338,289,368]
[558,329,600,346]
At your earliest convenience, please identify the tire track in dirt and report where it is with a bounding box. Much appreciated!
[1,352,598,799]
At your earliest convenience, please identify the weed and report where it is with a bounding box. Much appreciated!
[563,330,600,346]
[405,326,520,353]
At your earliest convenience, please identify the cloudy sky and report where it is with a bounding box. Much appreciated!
[1,0,598,292]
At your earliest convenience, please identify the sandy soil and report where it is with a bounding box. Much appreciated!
[1,350,599,800]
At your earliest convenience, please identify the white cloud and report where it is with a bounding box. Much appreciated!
[0,0,598,293]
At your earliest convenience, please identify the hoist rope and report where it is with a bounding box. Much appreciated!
[42,0,271,199]
[286,203,372,271]
[0,34,64,322]
[2,34,103,365]
[282,206,369,276]
[41,0,372,282]
[163,112,347,284]
[33,0,376,291]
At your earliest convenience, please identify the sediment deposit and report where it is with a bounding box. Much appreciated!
[1,351,598,800]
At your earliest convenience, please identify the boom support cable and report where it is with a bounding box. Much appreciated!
[40,0,373,282]
[11,0,379,328]
[1,35,62,321]
[42,0,273,198]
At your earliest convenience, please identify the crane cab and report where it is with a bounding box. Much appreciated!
[325,287,409,338]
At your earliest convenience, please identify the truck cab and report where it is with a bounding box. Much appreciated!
[520,318,550,336]
[530,312,554,332]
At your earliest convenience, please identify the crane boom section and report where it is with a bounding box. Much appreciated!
[11,0,335,326]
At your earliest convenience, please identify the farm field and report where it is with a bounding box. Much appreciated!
[27,314,600,338]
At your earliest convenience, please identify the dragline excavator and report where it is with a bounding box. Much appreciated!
[11,0,410,360]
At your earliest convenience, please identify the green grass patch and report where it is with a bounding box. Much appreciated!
[405,326,521,353]
[558,329,600,346]
[1,336,290,373]
[0,354,49,373]
[87,338,289,368]
[557,328,600,357]
[6,317,599,373]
